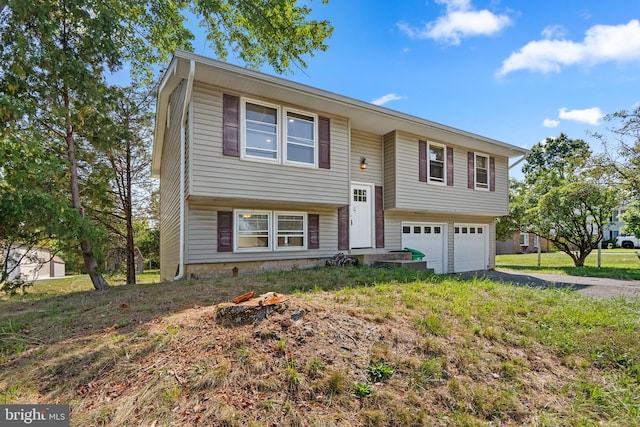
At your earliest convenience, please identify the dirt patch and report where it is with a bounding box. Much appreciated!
[51,291,579,426]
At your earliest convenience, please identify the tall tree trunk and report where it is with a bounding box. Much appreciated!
[64,89,109,291]
[125,132,136,285]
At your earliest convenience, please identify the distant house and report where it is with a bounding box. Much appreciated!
[496,231,552,255]
[604,204,628,241]
[2,244,65,282]
[152,50,528,281]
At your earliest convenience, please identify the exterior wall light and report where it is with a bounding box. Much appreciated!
[360,157,368,170]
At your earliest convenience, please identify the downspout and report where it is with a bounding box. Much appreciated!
[174,60,195,281]
[509,154,526,170]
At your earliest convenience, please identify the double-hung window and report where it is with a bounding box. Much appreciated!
[235,210,307,252]
[244,101,279,161]
[236,211,272,251]
[475,153,489,190]
[242,98,317,167]
[276,213,306,249]
[428,143,446,183]
[519,232,529,246]
[285,110,317,166]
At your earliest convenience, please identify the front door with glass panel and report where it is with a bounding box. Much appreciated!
[350,184,372,248]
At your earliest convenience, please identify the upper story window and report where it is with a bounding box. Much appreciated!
[475,153,489,190]
[428,143,446,184]
[244,100,280,161]
[241,98,317,167]
[285,110,317,166]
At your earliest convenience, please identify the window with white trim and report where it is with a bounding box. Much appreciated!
[235,210,307,252]
[276,213,306,250]
[241,98,318,167]
[533,234,540,248]
[428,143,446,184]
[243,100,279,161]
[519,232,529,246]
[236,211,272,251]
[475,153,489,190]
[285,110,317,166]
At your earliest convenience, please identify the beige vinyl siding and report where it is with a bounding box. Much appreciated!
[186,202,340,264]
[383,132,397,209]
[384,211,495,273]
[189,83,350,206]
[160,81,187,281]
[184,110,190,196]
[391,132,509,215]
[350,130,383,186]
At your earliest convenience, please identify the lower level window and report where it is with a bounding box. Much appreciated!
[237,212,271,250]
[276,213,306,249]
[235,210,307,251]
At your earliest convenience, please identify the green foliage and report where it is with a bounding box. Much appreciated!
[0,277,31,296]
[367,359,394,383]
[0,0,332,289]
[522,133,591,189]
[353,382,373,398]
[621,200,640,238]
[135,222,160,268]
[511,134,621,267]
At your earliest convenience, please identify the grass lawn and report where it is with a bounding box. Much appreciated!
[0,270,161,302]
[1,266,639,426]
[496,250,640,280]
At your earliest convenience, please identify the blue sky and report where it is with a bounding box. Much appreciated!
[186,0,640,178]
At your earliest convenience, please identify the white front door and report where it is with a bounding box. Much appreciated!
[350,183,373,248]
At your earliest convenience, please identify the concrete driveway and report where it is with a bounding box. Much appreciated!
[454,269,640,299]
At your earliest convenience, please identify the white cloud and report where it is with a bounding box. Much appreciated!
[543,118,560,128]
[397,0,512,45]
[541,25,567,40]
[498,19,640,76]
[371,93,404,106]
[558,107,604,125]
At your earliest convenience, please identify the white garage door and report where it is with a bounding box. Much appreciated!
[401,223,446,274]
[454,224,488,272]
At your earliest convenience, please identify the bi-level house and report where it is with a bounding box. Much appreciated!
[152,50,528,281]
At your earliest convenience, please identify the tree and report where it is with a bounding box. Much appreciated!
[0,129,82,292]
[511,134,619,266]
[590,106,640,237]
[0,0,332,290]
[92,86,156,285]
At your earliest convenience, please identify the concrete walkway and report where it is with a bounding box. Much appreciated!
[455,269,640,299]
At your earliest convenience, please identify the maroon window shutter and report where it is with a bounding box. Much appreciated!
[467,152,474,189]
[319,116,330,169]
[338,205,349,250]
[217,211,233,252]
[308,214,320,249]
[223,94,240,157]
[418,140,427,182]
[446,146,454,186]
[489,157,496,192]
[375,186,384,248]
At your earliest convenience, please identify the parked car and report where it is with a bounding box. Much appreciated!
[615,235,640,249]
